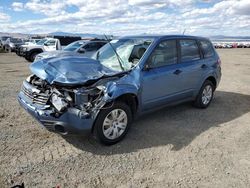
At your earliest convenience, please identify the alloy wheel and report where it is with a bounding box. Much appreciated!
[102,109,128,140]
[202,85,213,105]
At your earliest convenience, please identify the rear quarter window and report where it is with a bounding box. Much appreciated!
[200,40,215,58]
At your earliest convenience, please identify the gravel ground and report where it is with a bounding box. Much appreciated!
[0,49,250,188]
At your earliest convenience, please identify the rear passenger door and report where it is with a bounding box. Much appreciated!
[178,39,204,96]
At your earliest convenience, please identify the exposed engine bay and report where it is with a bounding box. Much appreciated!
[23,74,115,119]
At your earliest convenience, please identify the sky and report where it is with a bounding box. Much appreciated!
[0,0,249,36]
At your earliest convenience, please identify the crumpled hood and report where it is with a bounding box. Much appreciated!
[30,56,118,86]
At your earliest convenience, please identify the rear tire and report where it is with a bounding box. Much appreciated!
[93,101,132,145]
[193,80,215,108]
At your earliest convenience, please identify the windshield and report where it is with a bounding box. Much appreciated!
[64,41,86,51]
[25,39,37,44]
[95,38,153,71]
[36,39,48,45]
[10,38,23,43]
[35,39,41,44]
[1,37,9,41]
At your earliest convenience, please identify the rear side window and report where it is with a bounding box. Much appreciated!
[180,40,200,62]
[148,40,177,68]
[200,40,214,58]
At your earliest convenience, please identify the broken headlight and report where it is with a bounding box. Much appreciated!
[51,94,68,112]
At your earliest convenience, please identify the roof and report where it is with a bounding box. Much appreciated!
[74,39,108,42]
[120,34,209,40]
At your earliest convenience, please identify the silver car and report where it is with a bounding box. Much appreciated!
[35,40,108,61]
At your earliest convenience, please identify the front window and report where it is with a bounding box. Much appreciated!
[34,39,41,44]
[36,39,47,45]
[44,40,56,46]
[64,41,86,51]
[95,38,153,71]
[148,40,177,68]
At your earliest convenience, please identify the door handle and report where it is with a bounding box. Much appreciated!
[173,69,182,75]
[201,64,207,69]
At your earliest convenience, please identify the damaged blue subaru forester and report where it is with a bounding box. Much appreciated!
[18,35,221,145]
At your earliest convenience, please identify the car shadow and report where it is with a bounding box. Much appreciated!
[63,91,250,155]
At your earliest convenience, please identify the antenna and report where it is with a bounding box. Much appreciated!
[182,29,186,35]
[103,34,125,71]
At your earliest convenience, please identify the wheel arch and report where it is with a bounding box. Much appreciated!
[205,76,217,89]
[91,92,139,133]
[30,48,43,55]
[28,48,43,62]
[115,93,138,117]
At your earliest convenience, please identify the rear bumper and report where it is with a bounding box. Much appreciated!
[18,91,94,135]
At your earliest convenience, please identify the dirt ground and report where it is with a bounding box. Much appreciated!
[0,49,250,188]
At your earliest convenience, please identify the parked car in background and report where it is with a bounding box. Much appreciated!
[0,36,10,48]
[16,39,42,56]
[237,42,250,48]
[34,39,108,61]
[17,38,47,58]
[22,38,62,62]
[24,39,41,46]
[245,43,250,48]
[213,41,250,48]
[18,35,221,145]
[3,38,24,52]
[20,36,80,62]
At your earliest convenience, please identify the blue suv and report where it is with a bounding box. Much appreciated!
[18,35,221,145]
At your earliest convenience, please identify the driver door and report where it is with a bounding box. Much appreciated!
[141,39,186,111]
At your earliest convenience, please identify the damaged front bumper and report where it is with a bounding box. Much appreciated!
[18,91,94,135]
[17,78,101,135]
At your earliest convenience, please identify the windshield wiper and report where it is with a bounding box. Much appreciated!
[103,34,125,71]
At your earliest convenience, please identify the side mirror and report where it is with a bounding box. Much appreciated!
[143,55,157,71]
[143,64,152,71]
[44,43,48,46]
[78,48,86,54]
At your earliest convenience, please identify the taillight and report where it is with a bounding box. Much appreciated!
[217,59,221,66]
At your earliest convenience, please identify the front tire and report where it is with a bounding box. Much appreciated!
[194,80,215,108]
[93,101,132,145]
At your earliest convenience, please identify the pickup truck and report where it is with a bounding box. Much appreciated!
[20,36,81,62]
[15,39,41,56]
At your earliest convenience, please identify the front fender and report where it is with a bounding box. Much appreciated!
[107,83,138,99]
